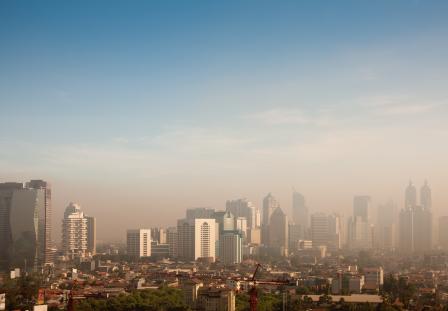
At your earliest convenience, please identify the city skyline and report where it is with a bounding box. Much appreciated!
[1,1,448,242]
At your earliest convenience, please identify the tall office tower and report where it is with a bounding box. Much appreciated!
[150,228,167,244]
[177,218,216,261]
[420,181,432,210]
[311,213,329,248]
[62,203,88,258]
[438,217,448,250]
[261,193,279,245]
[219,231,242,265]
[377,201,397,250]
[349,196,372,249]
[186,207,215,220]
[399,207,414,252]
[255,209,261,227]
[177,219,195,261]
[213,211,234,258]
[247,227,261,245]
[86,216,96,255]
[348,216,372,249]
[1,180,53,271]
[226,199,257,229]
[353,196,370,222]
[268,207,288,256]
[0,182,23,271]
[288,223,302,252]
[193,219,216,261]
[413,205,432,253]
[262,193,279,226]
[399,181,433,253]
[327,213,342,250]
[292,191,308,238]
[400,182,416,252]
[166,227,178,258]
[405,181,417,208]
[126,229,151,258]
[235,217,247,239]
[26,180,53,266]
[214,211,235,233]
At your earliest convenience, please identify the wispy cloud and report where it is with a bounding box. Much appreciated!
[245,108,333,126]
[362,95,440,116]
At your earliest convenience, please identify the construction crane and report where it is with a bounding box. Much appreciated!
[249,264,289,311]
[249,264,262,311]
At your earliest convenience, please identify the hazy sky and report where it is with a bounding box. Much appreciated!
[1,1,448,242]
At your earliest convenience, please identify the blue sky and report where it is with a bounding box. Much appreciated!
[1,1,448,241]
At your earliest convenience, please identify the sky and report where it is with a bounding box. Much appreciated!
[1,1,448,243]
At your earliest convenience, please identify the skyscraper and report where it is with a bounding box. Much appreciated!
[262,193,279,226]
[0,180,53,271]
[151,227,167,244]
[177,218,216,261]
[226,199,257,229]
[311,213,329,248]
[327,213,342,250]
[292,191,308,238]
[350,196,372,249]
[413,205,432,252]
[405,181,417,209]
[399,207,414,252]
[399,181,432,253]
[438,216,448,250]
[166,226,178,258]
[86,216,97,255]
[177,218,195,261]
[62,203,96,258]
[0,183,23,271]
[268,207,288,256]
[353,196,370,223]
[420,181,432,210]
[26,180,53,267]
[261,193,279,245]
[193,219,216,261]
[377,201,397,250]
[62,203,88,259]
[186,207,216,220]
[127,229,151,258]
[219,231,243,265]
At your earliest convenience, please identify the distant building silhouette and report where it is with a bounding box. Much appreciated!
[399,181,432,253]
[292,191,308,239]
[268,207,288,256]
[0,180,53,272]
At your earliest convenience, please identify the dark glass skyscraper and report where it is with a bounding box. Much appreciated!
[0,180,52,272]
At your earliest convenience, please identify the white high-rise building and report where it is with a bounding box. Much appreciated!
[62,203,88,259]
[177,218,216,261]
[127,229,151,258]
[193,219,216,261]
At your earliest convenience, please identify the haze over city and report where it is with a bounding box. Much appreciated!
[1,0,448,243]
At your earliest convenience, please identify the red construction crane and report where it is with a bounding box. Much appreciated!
[249,264,290,311]
[249,264,262,311]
